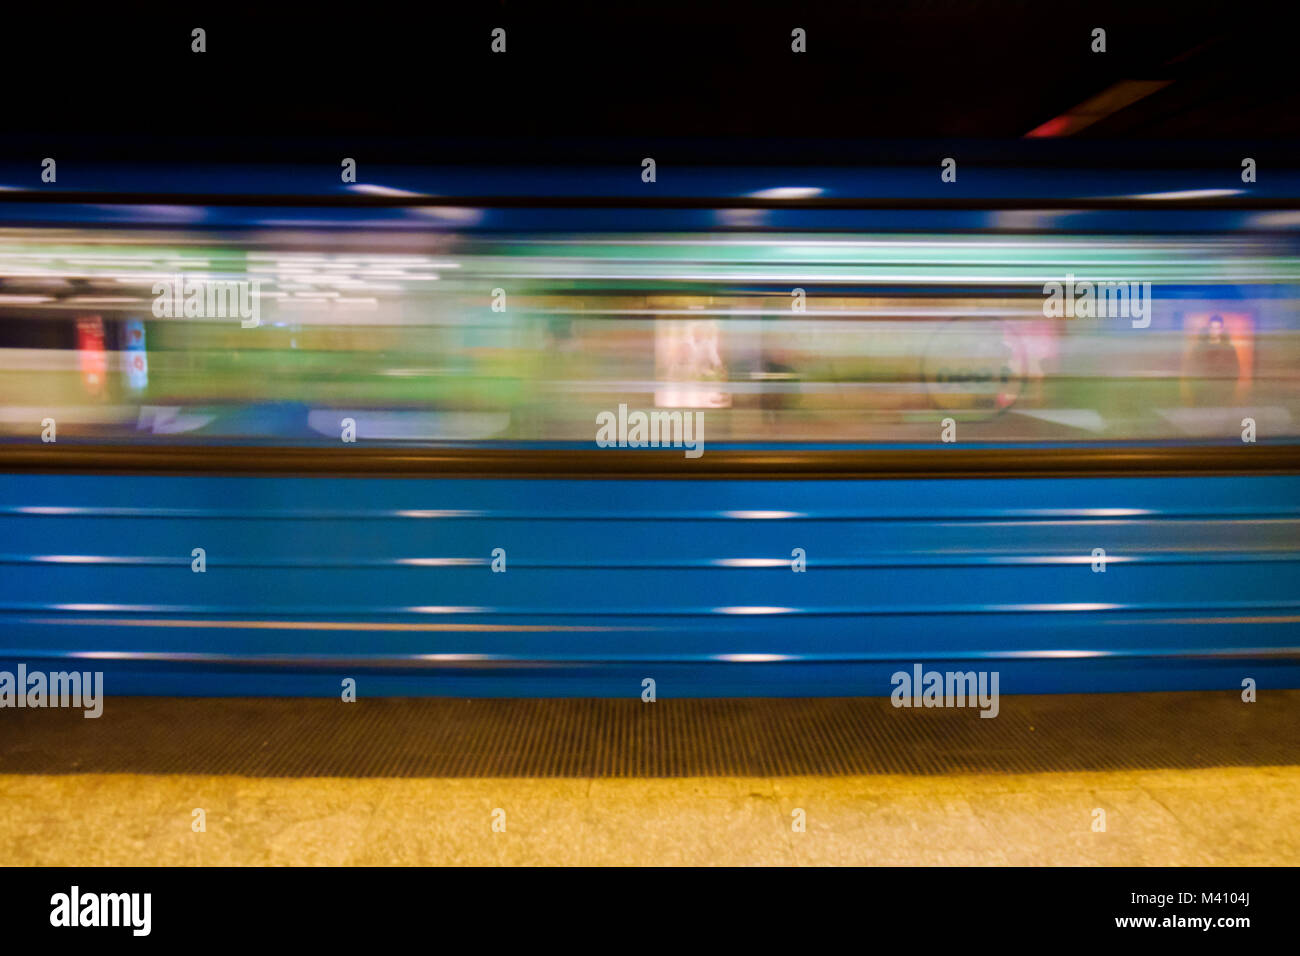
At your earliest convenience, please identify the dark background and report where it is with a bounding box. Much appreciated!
[2,1,1298,166]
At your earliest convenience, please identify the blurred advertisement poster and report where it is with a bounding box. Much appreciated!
[921,318,1030,415]
[123,317,148,392]
[75,315,107,397]
[655,316,731,408]
[1181,312,1252,406]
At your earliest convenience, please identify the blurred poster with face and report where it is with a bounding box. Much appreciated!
[1182,312,1252,406]
[654,316,731,408]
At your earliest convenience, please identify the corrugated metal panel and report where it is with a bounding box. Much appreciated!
[2,693,1298,777]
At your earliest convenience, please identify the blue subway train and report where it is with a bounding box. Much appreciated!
[1,162,1298,696]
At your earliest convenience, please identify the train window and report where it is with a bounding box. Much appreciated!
[0,229,1297,446]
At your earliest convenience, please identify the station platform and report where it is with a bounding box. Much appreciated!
[2,692,1297,865]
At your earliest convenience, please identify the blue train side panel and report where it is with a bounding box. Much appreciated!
[1,473,1298,696]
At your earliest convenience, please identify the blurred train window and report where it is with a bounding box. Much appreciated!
[1,228,1298,445]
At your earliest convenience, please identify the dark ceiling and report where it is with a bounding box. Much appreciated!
[3,2,1297,163]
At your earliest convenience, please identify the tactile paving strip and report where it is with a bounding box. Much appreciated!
[2,692,1297,777]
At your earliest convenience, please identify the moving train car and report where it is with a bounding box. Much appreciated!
[1,162,1298,696]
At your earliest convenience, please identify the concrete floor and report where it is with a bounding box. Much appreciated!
[5,694,1298,865]
[3,765,1298,865]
